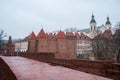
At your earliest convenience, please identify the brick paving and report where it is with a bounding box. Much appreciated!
[1,56,112,80]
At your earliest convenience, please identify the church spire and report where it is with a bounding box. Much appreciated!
[92,13,94,19]
[105,15,111,30]
[90,13,96,24]
[90,13,96,32]
[107,16,109,20]
[105,16,111,25]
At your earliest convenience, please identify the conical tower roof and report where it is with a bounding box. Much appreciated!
[46,33,50,39]
[7,36,13,46]
[75,32,79,39]
[29,32,36,40]
[66,32,74,36]
[56,31,65,39]
[37,29,46,38]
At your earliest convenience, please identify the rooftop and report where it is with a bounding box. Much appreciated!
[29,32,36,40]
[37,29,47,38]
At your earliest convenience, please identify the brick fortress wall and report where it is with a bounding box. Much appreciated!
[28,29,77,59]
[19,52,120,80]
[0,57,17,80]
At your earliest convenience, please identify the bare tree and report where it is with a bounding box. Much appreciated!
[92,34,116,60]
[0,29,7,54]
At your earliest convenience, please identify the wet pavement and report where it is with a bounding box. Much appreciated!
[1,56,112,80]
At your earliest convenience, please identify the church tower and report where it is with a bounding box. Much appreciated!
[90,14,96,33]
[105,16,111,29]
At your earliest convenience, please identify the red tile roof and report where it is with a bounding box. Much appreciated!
[103,30,112,38]
[29,32,36,40]
[22,35,29,41]
[56,31,66,39]
[37,29,46,38]
[75,32,79,39]
[75,32,79,36]
[79,33,85,36]
[79,33,90,40]
[46,33,50,39]
[66,32,74,36]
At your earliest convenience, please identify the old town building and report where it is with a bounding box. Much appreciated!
[28,29,77,59]
[15,36,29,52]
[76,33,93,60]
[22,14,113,60]
[84,14,112,39]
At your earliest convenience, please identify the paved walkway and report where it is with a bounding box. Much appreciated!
[1,56,112,80]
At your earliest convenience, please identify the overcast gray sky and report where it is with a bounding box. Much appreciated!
[0,0,120,39]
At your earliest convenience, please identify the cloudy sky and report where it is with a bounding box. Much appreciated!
[0,0,120,39]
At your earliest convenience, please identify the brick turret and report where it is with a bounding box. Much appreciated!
[6,36,15,55]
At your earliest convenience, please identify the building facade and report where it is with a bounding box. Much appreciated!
[15,41,28,52]
[76,33,93,60]
[15,36,29,52]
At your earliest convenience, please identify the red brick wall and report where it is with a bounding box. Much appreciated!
[47,39,57,53]
[19,52,120,80]
[37,38,48,53]
[55,39,67,59]
[66,39,77,59]
[28,37,77,59]
[6,45,15,54]
[28,40,36,53]
[0,58,17,80]
[55,39,77,59]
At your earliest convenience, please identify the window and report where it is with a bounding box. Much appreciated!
[79,37,82,39]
